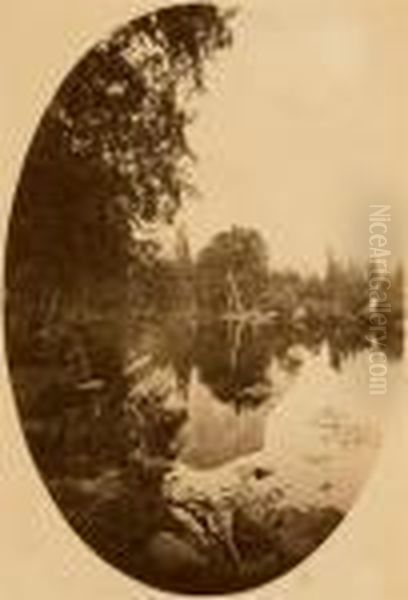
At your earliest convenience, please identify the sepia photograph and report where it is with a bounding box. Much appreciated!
[1,0,407,598]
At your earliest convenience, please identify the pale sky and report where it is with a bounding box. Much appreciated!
[182,0,406,274]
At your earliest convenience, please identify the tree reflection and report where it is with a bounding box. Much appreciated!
[194,320,305,411]
[195,321,272,409]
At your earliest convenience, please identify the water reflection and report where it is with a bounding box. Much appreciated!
[121,313,389,471]
[195,321,275,410]
[132,314,375,416]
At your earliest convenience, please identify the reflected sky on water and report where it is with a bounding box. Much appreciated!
[127,316,394,511]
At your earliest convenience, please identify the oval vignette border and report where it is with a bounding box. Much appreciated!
[0,1,407,600]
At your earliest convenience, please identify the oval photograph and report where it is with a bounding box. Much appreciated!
[5,1,404,595]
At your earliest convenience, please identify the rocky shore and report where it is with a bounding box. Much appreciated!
[144,454,344,593]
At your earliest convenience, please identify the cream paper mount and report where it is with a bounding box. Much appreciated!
[0,1,407,599]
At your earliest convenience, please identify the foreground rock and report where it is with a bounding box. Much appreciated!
[146,530,209,574]
[160,453,343,592]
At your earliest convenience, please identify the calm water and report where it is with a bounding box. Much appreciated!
[127,317,391,512]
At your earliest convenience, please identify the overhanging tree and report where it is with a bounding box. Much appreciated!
[6,3,235,359]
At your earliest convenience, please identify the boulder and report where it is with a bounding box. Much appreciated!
[146,530,208,574]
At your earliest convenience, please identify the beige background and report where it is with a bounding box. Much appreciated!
[0,0,407,598]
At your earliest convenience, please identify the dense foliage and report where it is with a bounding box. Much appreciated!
[6,3,234,361]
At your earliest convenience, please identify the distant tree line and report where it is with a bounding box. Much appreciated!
[193,226,403,359]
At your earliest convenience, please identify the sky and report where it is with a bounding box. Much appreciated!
[181,0,406,274]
